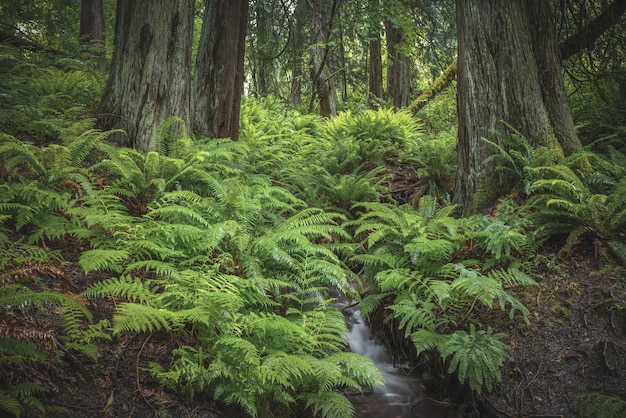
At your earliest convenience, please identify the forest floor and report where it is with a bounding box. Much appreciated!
[5,164,626,418]
[10,242,625,418]
[482,246,626,417]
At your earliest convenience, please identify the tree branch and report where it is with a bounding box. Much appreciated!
[0,30,66,55]
[559,0,626,61]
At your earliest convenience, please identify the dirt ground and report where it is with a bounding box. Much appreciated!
[482,248,626,417]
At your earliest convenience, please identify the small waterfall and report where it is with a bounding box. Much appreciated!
[346,309,419,417]
[332,296,456,417]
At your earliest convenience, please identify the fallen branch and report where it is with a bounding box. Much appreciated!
[407,58,457,115]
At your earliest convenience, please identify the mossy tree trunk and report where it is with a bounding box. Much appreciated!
[192,0,248,140]
[96,0,194,152]
[453,0,581,215]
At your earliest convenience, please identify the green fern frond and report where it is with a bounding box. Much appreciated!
[410,328,447,357]
[0,382,48,418]
[391,294,440,336]
[81,275,156,304]
[1,285,91,321]
[440,324,511,394]
[608,241,626,266]
[328,351,385,390]
[0,336,48,364]
[299,390,355,418]
[112,302,180,335]
[449,265,502,308]
[78,249,130,273]
[215,336,261,367]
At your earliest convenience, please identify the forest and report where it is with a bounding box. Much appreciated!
[0,0,625,417]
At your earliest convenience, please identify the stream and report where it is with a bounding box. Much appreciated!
[339,301,455,418]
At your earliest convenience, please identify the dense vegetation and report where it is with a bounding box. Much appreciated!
[1,2,626,416]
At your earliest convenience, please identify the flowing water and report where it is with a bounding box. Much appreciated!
[339,301,455,418]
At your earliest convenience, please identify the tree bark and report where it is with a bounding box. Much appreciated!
[368,35,383,109]
[367,0,383,109]
[79,0,106,70]
[192,0,249,140]
[385,19,411,108]
[308,0,338,117]
[289,0,308,106]
[454,0,580,215]
[96,0,194,152]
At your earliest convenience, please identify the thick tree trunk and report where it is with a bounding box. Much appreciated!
[385,19,411,109]
[192,0,248,140]
[309,0,338,117]
[79,0,105,70]
[96,0,194,152]
[454,0,580,215]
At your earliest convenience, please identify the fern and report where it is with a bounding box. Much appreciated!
[528,148,626,263]
[0,383,48,418]
[78,249,130,273]
[438,324,512,394]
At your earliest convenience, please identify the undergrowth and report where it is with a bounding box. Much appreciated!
[1,43,625,417]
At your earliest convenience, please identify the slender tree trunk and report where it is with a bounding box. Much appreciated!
[79,0,105,70]
[254,2,270,96]
[385,19,411,108]
[289,0,307,106]
[454,0,581,215]
[96,0,194,152]
[309,0,338,117]
[192,0,249,140]
[368,35,383,109]
[367,0,383,109]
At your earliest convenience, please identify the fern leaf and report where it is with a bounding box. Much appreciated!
[78,249,130,273]
[112,302,179,335]
[440,325,511,394]
[298,390,355,418]
[81,275,155,304]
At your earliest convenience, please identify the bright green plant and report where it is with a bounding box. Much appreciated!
[349,196,534,394]
[482,123,562,196]
[402,130,457,205]
[413,325,511,394]
[528,148,626,265]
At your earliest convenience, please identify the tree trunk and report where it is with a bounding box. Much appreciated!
[253,1,270,96]
[289,0,308,106]
[368,34,383,109]
[192,0,248,140]
[454,0,581,215]
[79,0,105,70]
[96,0,194,152]
[385,19,411,108]
[367,0,383,109]
[308,0,338,117]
